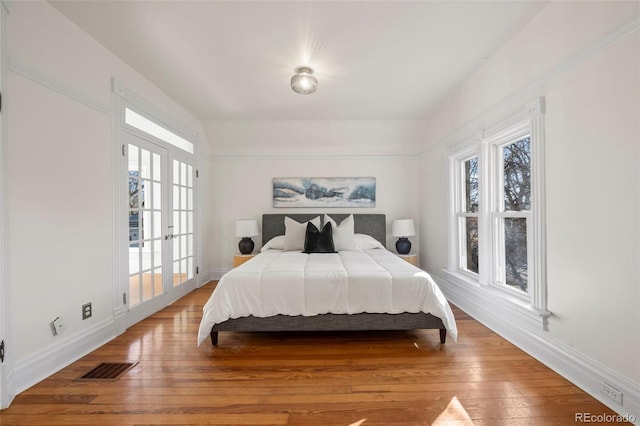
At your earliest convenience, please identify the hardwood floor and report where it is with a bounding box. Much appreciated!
[0,281,626,425]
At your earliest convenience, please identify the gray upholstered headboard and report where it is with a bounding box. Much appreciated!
[262,214,386,247]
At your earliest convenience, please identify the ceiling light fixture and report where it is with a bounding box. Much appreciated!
[291,66,318,95]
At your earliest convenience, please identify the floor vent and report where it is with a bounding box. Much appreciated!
[76,362,138,381]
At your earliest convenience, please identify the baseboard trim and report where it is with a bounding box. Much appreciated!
[197,268,215,287]
[11,317,117,397]
[210,267,229,281]
[432,272,640,423]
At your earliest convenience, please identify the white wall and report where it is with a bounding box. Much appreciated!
[204,120,425,274]
[420,0,639,418]
[3,0,210,401]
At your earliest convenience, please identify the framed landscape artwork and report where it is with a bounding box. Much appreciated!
[273,177,376,208]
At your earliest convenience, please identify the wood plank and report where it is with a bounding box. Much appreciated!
[0,281,628,425]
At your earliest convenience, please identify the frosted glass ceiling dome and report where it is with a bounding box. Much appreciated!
[291,66,318,95]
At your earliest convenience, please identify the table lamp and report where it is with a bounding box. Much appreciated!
[391,219,415,255]
[235,219,259,254]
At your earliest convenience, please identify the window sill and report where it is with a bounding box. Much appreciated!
[442,269,482,289]
[441,268,550,323]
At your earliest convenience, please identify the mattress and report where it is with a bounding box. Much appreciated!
[197,248,458,345]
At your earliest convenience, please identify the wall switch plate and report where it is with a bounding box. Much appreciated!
[602,382,623,405]
[51,317,65,336]
[82,302,92,320]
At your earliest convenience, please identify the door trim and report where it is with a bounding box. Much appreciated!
[113,81,198,332]
[0,2,10,409]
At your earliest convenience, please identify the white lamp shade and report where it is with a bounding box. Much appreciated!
[391,219,416,237]
[235,220,259,237]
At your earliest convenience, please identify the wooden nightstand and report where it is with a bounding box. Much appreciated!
[233,254,256,267]
[397,254,418,266]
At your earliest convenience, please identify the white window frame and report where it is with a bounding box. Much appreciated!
[447,98,548,315]
[449,143,481,283]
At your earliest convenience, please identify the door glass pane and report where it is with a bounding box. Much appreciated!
[141,210,151,241]
[187,235,193,256]
[128,145,139,172]
[153,268,163,297]
[140,149,151,179]
[154,242,162,268]
[173,186,180,210]
[153,153,161,181]
[504,218,528,292]
[142,240,152,271]
[173,161,180,184]
[141,179,151,208]
[187,258,194,280]
[503,137,531,211]
[181,187,187,209]
[129,244,140,274]
[173,211,180,234]
[173,261,181,285]
[173,237,180,259]
[153,211,162,239]
[142,271,154,301]
[181,259,188,280]
[129,176,140,209]
[153,182,162,210]
[129,275,140,307]
[129,209,140,242]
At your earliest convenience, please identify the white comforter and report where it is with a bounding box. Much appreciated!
[197,249,458,345]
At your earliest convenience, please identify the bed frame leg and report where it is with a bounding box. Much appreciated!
[439,329,447,344]
[210,330,219,346]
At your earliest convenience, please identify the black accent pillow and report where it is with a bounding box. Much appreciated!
[303,222,337,253]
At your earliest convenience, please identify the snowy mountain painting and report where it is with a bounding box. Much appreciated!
[273,177,376,208]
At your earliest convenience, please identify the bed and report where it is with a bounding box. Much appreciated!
[197,213,457,346]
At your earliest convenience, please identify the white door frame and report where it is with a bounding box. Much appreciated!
[0,0,9,409]
[112,81,198,332]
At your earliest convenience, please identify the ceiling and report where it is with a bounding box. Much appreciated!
[50,1,547,122]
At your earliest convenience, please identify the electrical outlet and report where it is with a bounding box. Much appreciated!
[82,302,92,320]
[602,382,623,405]
[50,317,65,336]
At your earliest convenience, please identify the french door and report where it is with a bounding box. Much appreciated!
[125,131,195,327]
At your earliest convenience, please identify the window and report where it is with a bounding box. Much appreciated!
[125,108,194,154]
[451,148,480,276]
[448,98,547,313]
[490,133,531,294]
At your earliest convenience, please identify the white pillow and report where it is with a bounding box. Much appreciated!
[353,233,385,250]
[323,214,357,251]
[283,216,320,251]
[261,235,285,252]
